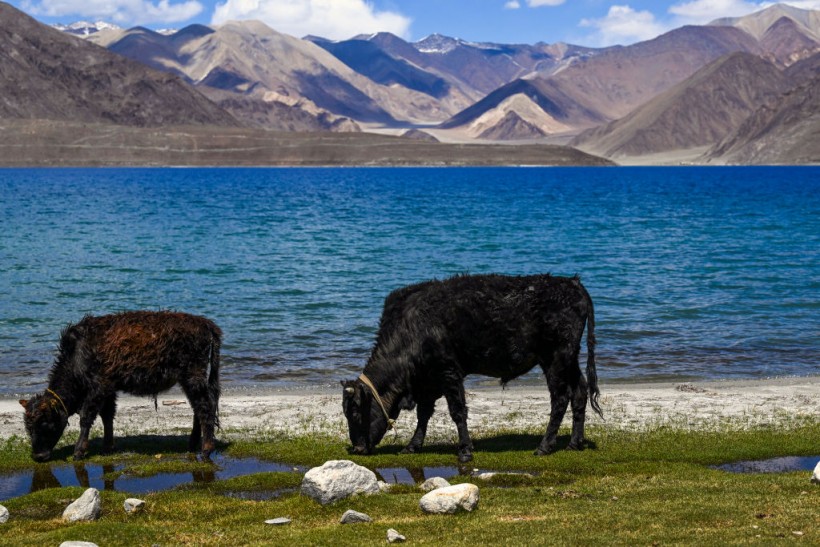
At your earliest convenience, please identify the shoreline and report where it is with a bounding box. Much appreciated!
[2,376,818,443]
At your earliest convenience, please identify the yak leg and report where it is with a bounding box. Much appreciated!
[100,395,117,454]
[443,379,474,463]
[401,399,436,454]
[181,375,217,458]
[567,372,588,450]
[535,358,572,455]
[74,402,101,459]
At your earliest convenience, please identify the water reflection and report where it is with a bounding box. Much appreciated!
[0,454,299,502]
[713,455,819,474]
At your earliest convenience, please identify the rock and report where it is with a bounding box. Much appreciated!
[419,483,480,514]
[301,460,379,505]
[812,461,820,484]
[0,504,8,524]
[340,509,372,524]
[59,543,99,547]
[62,488,101,522]
[123,498,145,514]
[265,517,291,525]
[377,480,393,493]
[420,477,451,491]
[475,471,532,481]
[387,528,406,543]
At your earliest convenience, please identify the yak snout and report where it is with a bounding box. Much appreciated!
[32,450,51,462]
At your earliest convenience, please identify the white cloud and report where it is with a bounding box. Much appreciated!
[580,5,667,46]
[669,0,820,25]
[505,1,521,9]
[211,0,412,40]
[21,0,203,25]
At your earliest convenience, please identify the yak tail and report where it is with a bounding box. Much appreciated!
[583,285,603,419]
[208,329,222,429]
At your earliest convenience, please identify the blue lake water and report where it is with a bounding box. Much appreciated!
[1,167,817,396]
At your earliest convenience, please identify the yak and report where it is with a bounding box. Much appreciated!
[342,273,601,463]
[20,311,221,461]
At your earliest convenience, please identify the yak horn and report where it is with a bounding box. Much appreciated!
[345,387,355,394]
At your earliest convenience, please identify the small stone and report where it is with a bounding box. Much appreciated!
[265,517,291,525]
[377,480,393,493]
[0,504,8,524]
[387,528,406,543]
[420,477,450,491]
[419,483,480,514]
[811,461,820,484]
[123,498,146,514]
[340,509,372,524]
[62,488,101,522]
[793,531,804,537]
[59,542,99,547]
[475,471,532,481]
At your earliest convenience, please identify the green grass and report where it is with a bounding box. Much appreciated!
[1,423,818,545]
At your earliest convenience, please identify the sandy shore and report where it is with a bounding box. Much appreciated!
[2,376,818,444]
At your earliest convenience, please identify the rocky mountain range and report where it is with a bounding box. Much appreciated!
[4,1,819,164]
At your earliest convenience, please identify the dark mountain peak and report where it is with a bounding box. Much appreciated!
[172,24,215,41]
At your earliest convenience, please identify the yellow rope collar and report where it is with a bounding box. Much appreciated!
[358,374,395,430]
[47,388,68,415]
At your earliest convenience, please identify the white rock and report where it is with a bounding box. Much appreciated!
[419,483,480,514]
[420,477,451,491]
[377,480,393,493]
[0,504,8,524]
[62,488,101,522]
[387,528,406,543]
[265,517,291,525]
[475,472,532,481]
[340,509,372,524]
[812,461,820,484]
[301,460,379,505]
[59,543,99,547]
[123,498,145,514]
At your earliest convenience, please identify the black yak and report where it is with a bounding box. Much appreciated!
[20,311,221,461]
[342,274,601,463]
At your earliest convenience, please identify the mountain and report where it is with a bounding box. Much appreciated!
[0,2,237,127]
[704,53,820,164]
[570,52,792,159]
[89,21,472,129]
[443,5,819,144]
[52,20,121,36]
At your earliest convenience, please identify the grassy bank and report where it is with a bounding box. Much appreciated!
[1,422,818,545]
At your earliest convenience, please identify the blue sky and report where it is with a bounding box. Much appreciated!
[11,1,820,46]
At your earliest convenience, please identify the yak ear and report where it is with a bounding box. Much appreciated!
[19,399,29,410]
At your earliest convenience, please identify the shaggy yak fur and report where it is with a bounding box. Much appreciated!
[20,311,221,461]
[342,273,601,463]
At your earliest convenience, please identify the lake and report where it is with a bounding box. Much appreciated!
[1,167,817,395]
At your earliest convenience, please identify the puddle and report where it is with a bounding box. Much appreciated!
[375,466,471,485]
[0,454,302,502]
[0,455,526,502]
[712,455,819,474]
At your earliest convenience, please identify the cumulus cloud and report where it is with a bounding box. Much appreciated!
[527,0,565,6]
[580,5,667,46]
[504,1,521,9]
[21,0,203,25]
[211,0,412,40]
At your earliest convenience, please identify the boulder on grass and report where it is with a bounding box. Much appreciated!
[419,483,479,514]
[420,477,450,491]
[62,488,101,522]
[301,460,379,505]
[812,461,820,484]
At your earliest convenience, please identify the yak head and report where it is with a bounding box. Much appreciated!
[20,394,69,462]
[341,378,415,455]
[341,379,387,455]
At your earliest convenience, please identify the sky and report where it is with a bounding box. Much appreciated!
[10,0,820,46]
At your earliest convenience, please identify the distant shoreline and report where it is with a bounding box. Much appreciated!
[2,375,817,442]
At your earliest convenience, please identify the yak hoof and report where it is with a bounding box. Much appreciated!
[400,446,418,455]
[567,441,585,451]
[534,445,555,456]
[457,451,473,463]
[73,451,87,460]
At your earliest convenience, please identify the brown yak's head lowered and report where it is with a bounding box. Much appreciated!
[20,393,69,462]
